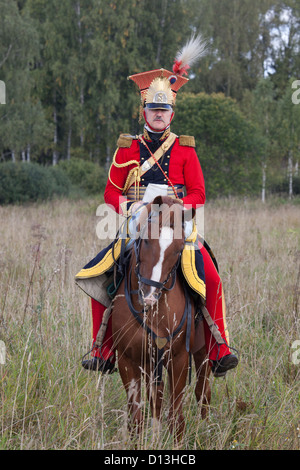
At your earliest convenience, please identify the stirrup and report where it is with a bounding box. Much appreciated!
[211,353,238,377]
[81,348,117,373]
[81,356,116,373]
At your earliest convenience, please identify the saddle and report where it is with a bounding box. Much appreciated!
[75,214,208,303]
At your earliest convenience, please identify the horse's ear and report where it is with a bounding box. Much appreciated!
[153,196,163,206]
[183,207,195,222]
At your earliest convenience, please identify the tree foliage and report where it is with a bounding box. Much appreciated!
[0,162,70,203]
[173,93,264,197]
[0,0,299,200]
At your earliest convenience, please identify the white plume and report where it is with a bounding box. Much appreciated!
[174,33,208,74]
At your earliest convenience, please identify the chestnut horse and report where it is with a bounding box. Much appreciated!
[111,196,211,443]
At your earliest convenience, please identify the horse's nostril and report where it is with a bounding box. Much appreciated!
[142,290,161,306]
[152,292,160,301]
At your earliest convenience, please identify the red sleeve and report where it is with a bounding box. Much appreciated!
[104,142,140,214]
[181,147,206,208]
[168,141,205,209]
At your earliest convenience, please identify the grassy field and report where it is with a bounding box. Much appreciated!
[0,197,299,450]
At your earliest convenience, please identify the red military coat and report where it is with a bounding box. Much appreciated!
[104,132,206,214]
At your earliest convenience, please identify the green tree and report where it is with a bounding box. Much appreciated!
[274,78,300,198]
[25,0,91,164]
[188,0,274,100]
[268,0,300,98]
[0,0,50,161]
[84,0,197,167]
[24,0,199,167]
[172,92,264,198]
[241,78,276,202]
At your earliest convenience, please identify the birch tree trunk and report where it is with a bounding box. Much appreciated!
[288,150,293,200]
[80,88,84,147]
[105,113,111,171]
[262,161,266,203]
[67,112,72,160]
[95,114,101,161]
[75,1,84,147]
[53,90,59,166]
[156,0,168,64]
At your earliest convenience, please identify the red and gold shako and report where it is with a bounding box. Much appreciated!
[128,68,188,110]
[128,34,207,110]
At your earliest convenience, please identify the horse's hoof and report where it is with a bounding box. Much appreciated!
[211,353,238,377]
[81,357,117,374]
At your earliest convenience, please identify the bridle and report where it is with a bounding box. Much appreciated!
[133,235,180,302]
[123,213,192,384]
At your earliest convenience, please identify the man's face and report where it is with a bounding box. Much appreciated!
[144,107,174,131]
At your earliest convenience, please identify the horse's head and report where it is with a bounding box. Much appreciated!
[134,196,195,306]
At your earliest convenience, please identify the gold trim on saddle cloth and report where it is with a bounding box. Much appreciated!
[181,222,206,300]
[75,218,206,303]
[75,236,131,280]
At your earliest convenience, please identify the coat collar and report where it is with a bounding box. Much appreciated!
[143,126,170,142]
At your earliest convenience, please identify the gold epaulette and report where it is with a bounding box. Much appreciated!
[117,134,136,148]
[179,135,195,147]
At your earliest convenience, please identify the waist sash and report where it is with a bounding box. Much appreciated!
[126,184,185,202]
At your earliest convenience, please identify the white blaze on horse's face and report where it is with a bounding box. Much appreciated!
[143,226,174,306]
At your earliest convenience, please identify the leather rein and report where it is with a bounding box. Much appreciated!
[123,215,192,383]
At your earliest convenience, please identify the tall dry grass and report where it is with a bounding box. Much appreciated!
[0,197,299,450]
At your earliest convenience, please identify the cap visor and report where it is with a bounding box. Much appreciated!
[146,103,172,110]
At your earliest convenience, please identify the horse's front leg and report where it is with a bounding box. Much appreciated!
[118,355,143,439]
[167,352,189,445]
[145,362,164,433]
[193,346,211,419]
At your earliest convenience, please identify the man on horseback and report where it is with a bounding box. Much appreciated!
[76,35,238,378]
